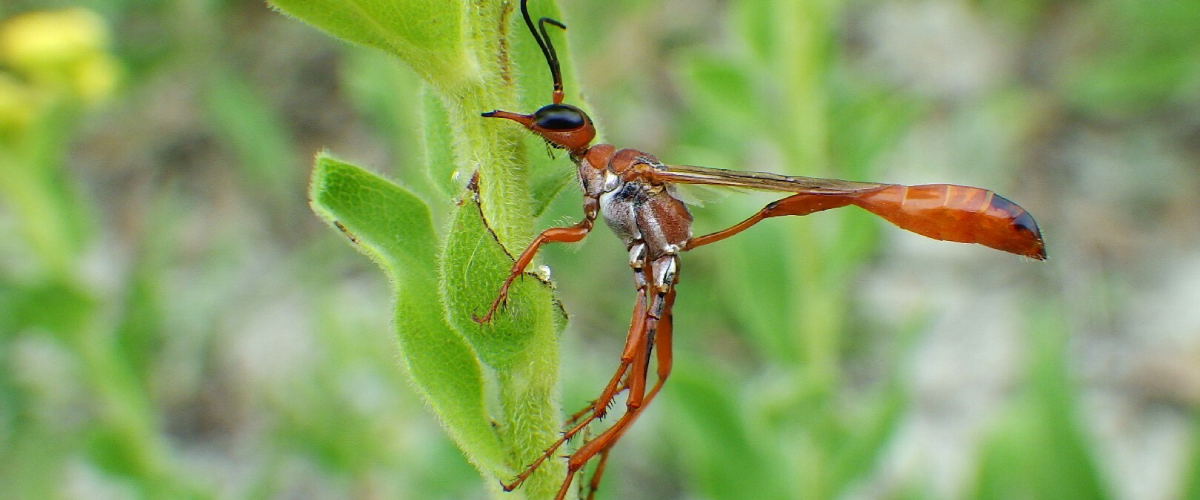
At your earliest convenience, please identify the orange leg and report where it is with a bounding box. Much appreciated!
[563,286,676,500]
[684,192,858,250]
[508,258,678,498]
[566,378,630,428]
[501,286,652,492]
[579,287,675,500]
[584,449,612,500]
[475,197,600,324]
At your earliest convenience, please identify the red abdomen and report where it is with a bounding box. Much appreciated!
[855,184,1046,259]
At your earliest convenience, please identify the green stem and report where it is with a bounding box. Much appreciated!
[433,6,569,499]
[773,0,841,498]
[276,0,579,496]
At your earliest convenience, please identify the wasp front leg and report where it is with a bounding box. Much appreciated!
[474,196,600,324]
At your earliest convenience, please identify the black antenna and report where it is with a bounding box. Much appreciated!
[520,0,567,103]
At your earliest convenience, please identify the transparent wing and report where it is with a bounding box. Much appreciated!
[654,164,1046,260]
[652,164,886,194]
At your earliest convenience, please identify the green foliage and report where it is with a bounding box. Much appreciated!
[284,0,584,495]
[1185,414,1200,500]
[1060,0,1200,118]
[3,0,1197,500]
[310,154,566,498]
[970,307,1110,500]
[268,0,470,88]
[309,156,505,472]
[204,70,299,203]
[663,3,916,498]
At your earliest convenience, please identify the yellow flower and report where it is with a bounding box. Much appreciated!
[70,52,120,105]
[0,8,108,71]
[0,8,119,103]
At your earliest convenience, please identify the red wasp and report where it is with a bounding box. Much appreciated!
[475,1,1046,498]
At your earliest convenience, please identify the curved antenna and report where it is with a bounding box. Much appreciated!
[520,0,567,103]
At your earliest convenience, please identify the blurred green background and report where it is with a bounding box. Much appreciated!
[2,0,1199,499]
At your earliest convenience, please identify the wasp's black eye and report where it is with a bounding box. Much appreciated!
[533,104,586,130]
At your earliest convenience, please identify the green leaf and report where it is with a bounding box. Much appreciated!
[267,0,472,88]
[439,193,567,499]
[308,154,509,481]
[828,347,913,497]
[0,278,94,340]
[0,106,91,279]
[292,0,587,496]
[422,89,461,199]
[735,0,777,62]
[439,195,561,370]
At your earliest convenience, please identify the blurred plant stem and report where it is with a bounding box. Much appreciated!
[0,8,207,499]
[0,106,82,280]
[670,0,911,498]
[773,0,844,497]
[775,0,840,391]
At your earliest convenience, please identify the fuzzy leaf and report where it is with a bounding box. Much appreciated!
[422,89,461,199]
[439,195,562,369]
[439,192,567,498]
[308,154,509,479]
[293,0,582,496]
[267,0,470,86]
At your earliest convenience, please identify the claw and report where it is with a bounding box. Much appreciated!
[472,293,509,325]
[499,478,518,492]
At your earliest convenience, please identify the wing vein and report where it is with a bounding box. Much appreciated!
[654,164,885,194]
